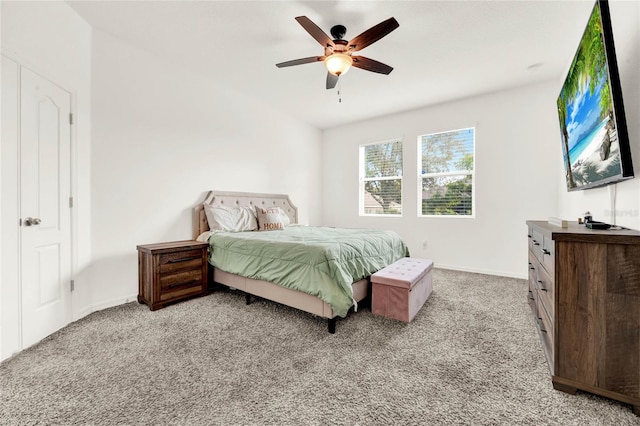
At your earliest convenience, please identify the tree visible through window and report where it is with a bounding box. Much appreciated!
[359,140,402,216]
[419,128,475,217]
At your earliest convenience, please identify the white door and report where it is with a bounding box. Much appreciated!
[19,67,72,347]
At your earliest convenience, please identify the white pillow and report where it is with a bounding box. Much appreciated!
[203,204,258,232]
[196,231,214,242]
[255,206,290,231]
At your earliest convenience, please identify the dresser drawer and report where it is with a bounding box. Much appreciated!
[541,237,555,274]
[528,257,536,281]
[527,226,534,252]
[531,229,544,262]
[536,288,553,339]
[534,258,554,319]
[536,297,554,372]
[527,280,536,316]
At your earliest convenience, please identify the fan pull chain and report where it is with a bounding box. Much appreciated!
[337,79,342,103]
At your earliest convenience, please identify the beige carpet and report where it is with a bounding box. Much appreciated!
[1,268,638,425]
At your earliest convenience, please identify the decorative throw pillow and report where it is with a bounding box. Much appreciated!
[255,206,289,231]
[203,204,258,232]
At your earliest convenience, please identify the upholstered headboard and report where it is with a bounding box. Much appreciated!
[192,190,299,239]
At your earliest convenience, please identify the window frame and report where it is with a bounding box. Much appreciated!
[417,127,476,219]
[359,139,403,217]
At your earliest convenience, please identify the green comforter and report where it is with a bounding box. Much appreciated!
[208,226,409,317]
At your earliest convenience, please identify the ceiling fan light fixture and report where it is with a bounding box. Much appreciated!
[324,53,353,76]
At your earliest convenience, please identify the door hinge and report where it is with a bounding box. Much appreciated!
[70,280,75,292]
[69,113,73,125]
[69,196,74,208]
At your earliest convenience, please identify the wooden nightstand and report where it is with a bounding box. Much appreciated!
[137,240,209,310]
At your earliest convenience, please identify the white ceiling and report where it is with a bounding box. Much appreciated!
[67,0,596,129]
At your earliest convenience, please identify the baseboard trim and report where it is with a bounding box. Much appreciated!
[90,294,139,313]
[434,264,527,280]
[75,294,139,322]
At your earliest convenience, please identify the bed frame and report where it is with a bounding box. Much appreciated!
[192,190,369,333]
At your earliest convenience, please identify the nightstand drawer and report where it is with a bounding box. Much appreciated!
[160,269,202,290]
[160,270,203,301]
[159,250,204,273]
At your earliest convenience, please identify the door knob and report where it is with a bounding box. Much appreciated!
[23,217,42,226]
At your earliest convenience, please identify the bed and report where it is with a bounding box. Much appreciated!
[192,190,408,333]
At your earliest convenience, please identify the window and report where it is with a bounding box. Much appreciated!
[418,128,475,217]
[359,140,402,216]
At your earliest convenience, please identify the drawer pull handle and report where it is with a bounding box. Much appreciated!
[167,280,198,289]
[533,240,540,246]
[542,249,551,255]
[537,280,548,291]
[529,266,535,271]
[167,256,199,264]
[527,234,532,238]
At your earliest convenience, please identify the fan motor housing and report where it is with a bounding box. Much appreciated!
[325,39,349,56]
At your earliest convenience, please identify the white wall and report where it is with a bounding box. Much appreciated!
[89,30,322,308]
[557,0,640,229]
[322,81,560,278]
[0,0,92,360]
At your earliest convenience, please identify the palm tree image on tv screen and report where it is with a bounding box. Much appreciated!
[557,0,633,191]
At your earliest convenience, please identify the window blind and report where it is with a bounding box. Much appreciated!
[360,140,403,216]
[419,128,475,217]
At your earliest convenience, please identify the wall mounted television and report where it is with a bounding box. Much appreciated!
[557,0,634,191]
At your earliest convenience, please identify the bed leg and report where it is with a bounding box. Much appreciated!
[207,265,215,291]
[328,318,336,334]
[245,293,251,305]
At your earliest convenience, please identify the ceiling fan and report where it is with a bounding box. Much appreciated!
[276,16,399,89]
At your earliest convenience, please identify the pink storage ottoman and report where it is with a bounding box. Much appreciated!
[371,258,434,323]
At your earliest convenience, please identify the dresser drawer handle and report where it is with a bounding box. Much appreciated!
[533,240,540,246]
[542,249,551,255]
[167,280,198,289]
[537,280,548,291]
[527,234,532,238]
[167,256,199,264]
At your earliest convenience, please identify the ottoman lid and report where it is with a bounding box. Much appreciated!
[371,258,433,289]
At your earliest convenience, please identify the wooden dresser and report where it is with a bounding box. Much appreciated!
[526,220,640,415]
[137,240,208,310]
